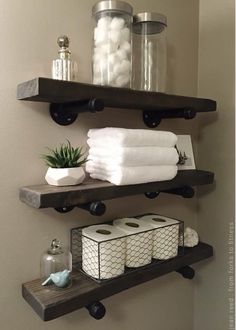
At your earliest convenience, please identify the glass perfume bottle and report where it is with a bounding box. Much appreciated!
[52,35,78,81]
[40,239,72,288]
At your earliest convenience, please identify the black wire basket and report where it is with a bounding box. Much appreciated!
[70,213,184,282]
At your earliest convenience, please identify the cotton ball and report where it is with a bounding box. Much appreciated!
[113,63,122,76]
[94,28,108,46]
[100,42,118,54]
[121,27,130,42]
[93,63,100,75]
[113,60,131,77]
[98,59,108,73]
[108,53,118,66]
[94,27,98,41]
[107,71,116,83]
[116,49,127,61]
[115,74,130,87]
[93,49,102,64]
[97,16,112,29]
[120,41,131,53]
[109,29,122,45]
[119,59,131,74]
[93,75,101,85]
[110,17,125,30]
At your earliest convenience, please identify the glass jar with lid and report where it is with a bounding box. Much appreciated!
[92,0,133,88]
[132,12,167,92]
[40,239,72,287]
[52,35,78,81]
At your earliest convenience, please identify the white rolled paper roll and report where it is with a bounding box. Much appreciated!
[139,214,180,260]
[82,224,126,280]
[113,218,153,268]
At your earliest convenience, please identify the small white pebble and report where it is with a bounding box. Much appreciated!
[97,16,112,29]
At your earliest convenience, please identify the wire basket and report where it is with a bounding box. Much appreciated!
[70,213,184,282]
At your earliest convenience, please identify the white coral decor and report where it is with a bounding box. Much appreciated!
[179,227,199,247]
[45,167,85,186]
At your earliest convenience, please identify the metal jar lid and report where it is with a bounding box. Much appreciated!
[92,0,133,16]
[133,12,167,34]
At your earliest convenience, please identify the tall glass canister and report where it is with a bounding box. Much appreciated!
[92,0,133,88]
[132,13,167,92]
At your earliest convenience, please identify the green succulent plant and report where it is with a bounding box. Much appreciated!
[42,140,87,168]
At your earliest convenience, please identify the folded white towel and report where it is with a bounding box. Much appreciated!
[87,165,178,186]
[88,146,179,166]
[88,128,177,148]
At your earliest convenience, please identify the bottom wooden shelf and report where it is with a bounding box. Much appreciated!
[22,242,213,321]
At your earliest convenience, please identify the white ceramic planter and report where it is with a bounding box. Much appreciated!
[45,167,86,186]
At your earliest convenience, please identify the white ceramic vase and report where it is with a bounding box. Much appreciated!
[45,167,86,186]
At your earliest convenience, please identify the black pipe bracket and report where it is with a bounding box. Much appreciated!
[86,301,106,320]
[50,98,104,126]
[145,186,195,199]
[143,108,196,128]
[54,201,106,216]
[176,266,195,279]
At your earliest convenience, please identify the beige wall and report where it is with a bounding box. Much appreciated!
[0,0,208,329]
[194,0,235,329]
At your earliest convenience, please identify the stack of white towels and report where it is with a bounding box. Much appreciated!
[86,128,179,186]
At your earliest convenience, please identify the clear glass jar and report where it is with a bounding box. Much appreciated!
[40,239,72,287]
[52,35,78,81]
[92,0,133,87]
[132,12,167,92]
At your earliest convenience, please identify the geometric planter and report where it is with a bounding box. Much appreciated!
[45,167,86,186]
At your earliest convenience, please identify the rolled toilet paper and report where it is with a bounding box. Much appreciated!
[82,224,126,280]
[138,214,180,260]
[113,218,153,268]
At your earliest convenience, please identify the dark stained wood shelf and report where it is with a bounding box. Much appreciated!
[17,77,216,111]
[22,242,213,321]
[19,170,214,209]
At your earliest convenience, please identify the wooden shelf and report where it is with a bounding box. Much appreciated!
[19,170,214,209]
[17,77,216,112]
[22,242,213,321]
[17,77,216,126]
